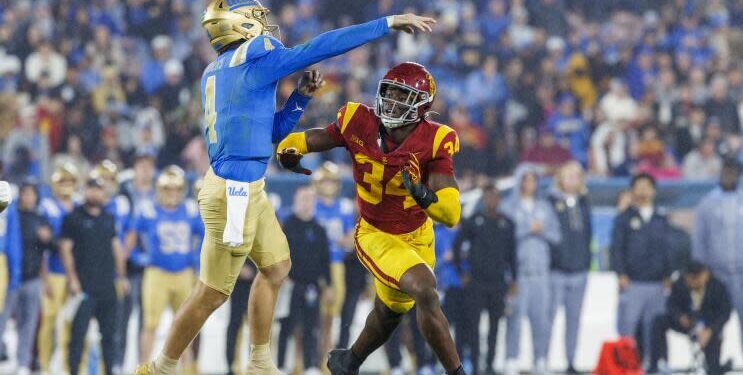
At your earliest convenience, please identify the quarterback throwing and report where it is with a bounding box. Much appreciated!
[277,62,465,375]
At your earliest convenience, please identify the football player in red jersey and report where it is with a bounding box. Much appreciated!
[277,62,464,375]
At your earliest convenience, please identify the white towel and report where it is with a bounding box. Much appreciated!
[223,179,251,247]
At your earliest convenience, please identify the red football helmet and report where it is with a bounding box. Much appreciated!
[375,62,437,129]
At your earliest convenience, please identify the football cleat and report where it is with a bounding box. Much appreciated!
[133,362,154,375]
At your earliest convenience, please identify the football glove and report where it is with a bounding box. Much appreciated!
[278,148,312,175]
[401,155,437,208]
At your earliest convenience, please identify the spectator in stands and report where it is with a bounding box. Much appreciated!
[453,184,516,375]
[633,126,682,180]
[704,76,740,135]
[520,127,573,174]
[592,79,637,175]
[226,261,256,375]
[60,177,128,375]
[0,182,48,375]
[277,187,330,375]
[503,166,560,375]
[649,262,733,374]
[546,95,590,166]
[611,173,673,362]
[683,138,722,180]
[547,162,592,374]
[693,159,743,352]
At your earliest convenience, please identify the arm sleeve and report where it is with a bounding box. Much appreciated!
[709,282,732,334]
[666,283,685,322]
[541,203,562,245]
[248,18,389,86]
[691,202,708,262]
[60,213,75,242]
[610,214,627,275]
[508,221,518,281]
[272,90,313,143]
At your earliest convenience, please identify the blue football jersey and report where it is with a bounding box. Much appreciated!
[131,200,204,273]
[104,195,132,242]
[314,198,356,263]
[201,18,390,182]
[39,196,76,274]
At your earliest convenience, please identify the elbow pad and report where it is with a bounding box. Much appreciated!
[424,187,461,228]
[277,132,308,155]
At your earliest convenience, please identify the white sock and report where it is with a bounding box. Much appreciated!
[154,354,178,375]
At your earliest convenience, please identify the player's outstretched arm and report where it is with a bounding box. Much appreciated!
[253,14,436,85]
[276,127,344,175]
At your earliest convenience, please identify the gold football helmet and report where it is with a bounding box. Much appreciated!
[90,159,120,197]
[51,163,80,198]
[312,161,341,198]
[156,165,187,207]
[202,0,278,52]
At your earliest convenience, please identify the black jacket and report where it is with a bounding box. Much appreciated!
[18,208,52,282]
[667,276,731,335]
[283,215,331,287]
[548,192,592,273]
[453,211,517,288]
[610,206,672,282]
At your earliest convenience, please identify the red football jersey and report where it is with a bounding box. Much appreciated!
[326,102,459,234]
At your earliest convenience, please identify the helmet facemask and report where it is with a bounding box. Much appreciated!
[375,80,432,130]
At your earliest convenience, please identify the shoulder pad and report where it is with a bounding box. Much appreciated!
[141,201,157,219]
[339,198,355,215]
[231,35,284,67]
[337,102,366,134]
[115,196,131,216]
[185,199,199,217]
[432,124,460,158]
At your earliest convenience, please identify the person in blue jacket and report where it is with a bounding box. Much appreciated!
[135,2,436,374]
[611,173,673,362]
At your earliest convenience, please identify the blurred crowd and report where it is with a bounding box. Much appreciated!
[2,0,743,184]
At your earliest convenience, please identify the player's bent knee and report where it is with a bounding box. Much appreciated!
[412,287,440,312]
[258,258,291,287]
[195,282,229,311]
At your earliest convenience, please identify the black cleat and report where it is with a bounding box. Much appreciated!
[567,364,579,374]
[327,349,359,375]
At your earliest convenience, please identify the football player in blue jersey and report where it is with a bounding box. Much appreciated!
[311,162,357,359]
[129,166,204,373]
[38,162,80,374]
[136,2,435,374]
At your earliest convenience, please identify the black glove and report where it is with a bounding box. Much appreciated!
[402,169,438,209]
[277,149,312,175]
